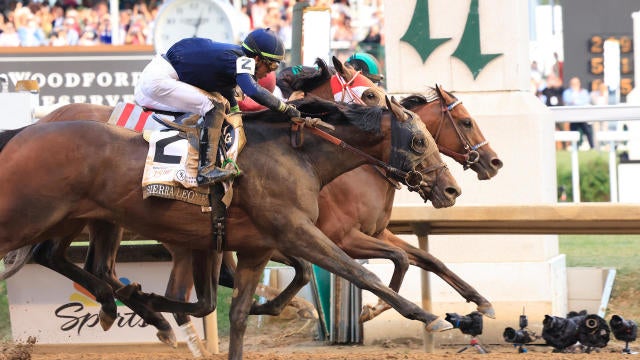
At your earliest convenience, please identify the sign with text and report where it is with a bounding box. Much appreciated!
[6,262,202,344]
[0,47,154,107]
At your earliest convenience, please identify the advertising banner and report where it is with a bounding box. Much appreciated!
[6,261,202,344]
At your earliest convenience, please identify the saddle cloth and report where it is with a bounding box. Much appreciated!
[107,102,243,207]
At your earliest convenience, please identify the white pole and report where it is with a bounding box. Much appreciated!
[609,141,618,202]
[571,139,581,202]
[109,0,120,45]
[633,11,640,92]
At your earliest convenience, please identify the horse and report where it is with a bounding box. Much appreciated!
[10,58,500,352]
[21,81,499,353]
[0,95,454,360]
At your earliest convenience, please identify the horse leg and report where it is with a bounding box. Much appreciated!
[228,251,272,360]
[332,229,410,323]
[383,229,495,318]
[250,253,317,319]
[122,248,222,317]
[84,220,177,346]
[31,238,118,331]
[279,224,450,332]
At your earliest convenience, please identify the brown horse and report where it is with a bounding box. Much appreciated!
[0,95,453,359]
[25,84,498,351]
[11,58,499,352]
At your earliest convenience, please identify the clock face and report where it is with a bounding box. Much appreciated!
[153,0,236,54]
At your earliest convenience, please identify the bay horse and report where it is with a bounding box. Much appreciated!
[17,83,499,352]
[8,57,500,352]
[0,95,452,360]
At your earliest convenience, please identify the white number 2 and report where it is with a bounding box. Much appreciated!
[236,56,255,75]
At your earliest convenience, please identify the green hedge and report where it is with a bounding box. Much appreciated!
[556,150,611,202]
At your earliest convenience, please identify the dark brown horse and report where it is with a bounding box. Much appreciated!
[10,58,500,352]
[23,84,499,353]
[0,95,453,359]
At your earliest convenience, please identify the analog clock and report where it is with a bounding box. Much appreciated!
[153,0,239,54]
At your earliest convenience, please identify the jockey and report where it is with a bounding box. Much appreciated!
[346,52,384,86]
[134,28,300,186]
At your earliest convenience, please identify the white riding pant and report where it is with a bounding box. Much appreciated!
[134,54,214,116]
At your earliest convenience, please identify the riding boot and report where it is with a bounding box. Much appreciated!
[196,108,237,186]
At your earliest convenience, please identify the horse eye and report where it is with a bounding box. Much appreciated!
[411,136,427,154]
[462,119,473,128]
[365,92,375,99]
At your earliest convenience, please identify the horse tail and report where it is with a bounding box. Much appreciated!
[0,127,27,152]
[0,245,35,281]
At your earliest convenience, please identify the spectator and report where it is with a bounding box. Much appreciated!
[49,25,70,45]
[0,21,21,46]
[16,8,47,46]
[97,14,112,44]
[551,51,564,81]
[590,82,609,106]
[540,73,567,150]
[563,76,594,150]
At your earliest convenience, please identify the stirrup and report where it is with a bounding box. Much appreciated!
[197,165,237,186]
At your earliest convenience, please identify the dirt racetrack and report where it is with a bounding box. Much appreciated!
[5,313,636,360]
[24,340,638,360]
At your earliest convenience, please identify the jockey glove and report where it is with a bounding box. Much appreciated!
[283,104,301,119]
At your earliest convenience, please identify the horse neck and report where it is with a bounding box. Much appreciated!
[306,80,335,102]
[242,120,387,188]
[412,101,443,136]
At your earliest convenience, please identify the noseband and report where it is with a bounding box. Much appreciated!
[433,92,488,170]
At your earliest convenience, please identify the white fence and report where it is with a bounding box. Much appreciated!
[550,104,640,202]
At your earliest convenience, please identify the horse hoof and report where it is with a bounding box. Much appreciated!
[358,306,374,323]
[297,307,319,320]
[477,303,496,319]
[99,309,116,331]
[425,317,453,332]
[115,282,142,300]
[157,329,177,348]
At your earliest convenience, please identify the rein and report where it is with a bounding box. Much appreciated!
[432,93,488,170]
[290,117,425,192]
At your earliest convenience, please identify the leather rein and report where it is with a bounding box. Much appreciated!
[290,117,427,193]
[432,90,488,170]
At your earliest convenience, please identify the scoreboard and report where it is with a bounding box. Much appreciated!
[587,34,634,96]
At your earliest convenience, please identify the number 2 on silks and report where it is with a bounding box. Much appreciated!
[236,56,256,74]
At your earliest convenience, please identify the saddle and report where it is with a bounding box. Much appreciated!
[107,102,244,208]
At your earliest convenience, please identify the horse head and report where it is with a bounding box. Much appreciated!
[401,85,503,180]
[384,95,460,207]
[331,56,387,106]
[291,97,457,205]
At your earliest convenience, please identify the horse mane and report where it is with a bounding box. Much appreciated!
[400,87,458,111]
[242,97,382,134]
[276,58,334,99]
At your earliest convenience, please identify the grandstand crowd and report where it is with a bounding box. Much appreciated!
[0,0,384,56]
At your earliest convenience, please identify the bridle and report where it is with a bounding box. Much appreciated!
[290,111,432,199]
[432,88,488,170]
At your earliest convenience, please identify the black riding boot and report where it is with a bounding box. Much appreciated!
[196,108,237,186]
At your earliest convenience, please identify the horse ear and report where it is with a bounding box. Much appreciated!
[385,95,392,110]
[434,84,445,98]
[332,56,344,73]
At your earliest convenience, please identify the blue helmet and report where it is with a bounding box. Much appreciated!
[346,53,384,83]
[242,28,285,62]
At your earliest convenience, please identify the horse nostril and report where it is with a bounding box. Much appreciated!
[491,158,503,169]
[445,186,461,198]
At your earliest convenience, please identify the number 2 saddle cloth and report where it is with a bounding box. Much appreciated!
[107,102,244,207]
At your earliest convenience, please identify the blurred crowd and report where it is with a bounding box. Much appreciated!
[0,0,385,62]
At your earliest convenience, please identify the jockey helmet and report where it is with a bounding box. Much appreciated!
[242,28,285,62]
[346,53,384,83]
